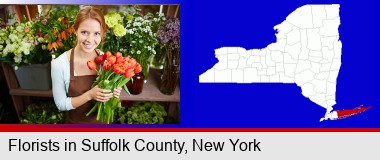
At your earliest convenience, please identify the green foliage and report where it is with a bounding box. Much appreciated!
[115,101,167,124]
[0,20,37,67]
[20,102,65,124]
[0,5,78,68]
[33,5,78,59]
[101,6,166,78]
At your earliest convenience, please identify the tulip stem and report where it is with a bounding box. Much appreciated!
[107,72,114,80]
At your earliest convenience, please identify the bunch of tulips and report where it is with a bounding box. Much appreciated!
[86,51,142,124]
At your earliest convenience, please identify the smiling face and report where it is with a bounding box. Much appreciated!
[75,18,102,54]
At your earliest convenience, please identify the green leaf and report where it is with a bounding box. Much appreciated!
[86,103,98,116]
[123,84,131,96]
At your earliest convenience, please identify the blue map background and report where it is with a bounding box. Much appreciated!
[2,0,378,127]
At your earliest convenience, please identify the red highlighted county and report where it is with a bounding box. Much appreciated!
[320,105,372,122]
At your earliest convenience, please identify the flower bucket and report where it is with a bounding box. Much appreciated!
[159,47,180,95]
[14,63,52,90]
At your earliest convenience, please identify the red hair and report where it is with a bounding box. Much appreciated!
[73,6,108,38]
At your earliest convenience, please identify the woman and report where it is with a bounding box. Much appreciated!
[51,6,122,123]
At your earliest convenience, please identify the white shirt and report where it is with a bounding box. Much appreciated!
[51,49,103,111]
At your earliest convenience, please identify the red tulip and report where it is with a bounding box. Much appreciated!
[116,56,125,64]
[134,63,142,73]
[124,69,135,78]
[128,58,137,68]
[87,60,96,70]
[94,55,104,64]
[104,51,112,59]
[126,61,133,69]
[102,61,112,70]
[115,52,123,58]
[113,63,126,75]
[106,56,116,65]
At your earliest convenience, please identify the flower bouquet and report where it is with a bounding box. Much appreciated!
[102,7,165,81]
[0,5,78,68]
[86,51,142,124]
[156,17,180,95]
[33,5,78,59]
[0,20,38,68]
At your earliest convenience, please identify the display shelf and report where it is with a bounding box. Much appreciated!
[1,63,180,119]
[9,89,53,97]
[119,68,180,102]
[7,69,180,100]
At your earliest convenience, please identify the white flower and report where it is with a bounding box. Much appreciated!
[16,25,24,33]
[20,41,32,55]
[127,29,134,34]
[37,37,45,42]
[5,43,16,53]
[9,34,18,42]
[14,53,22,63]
[137,50,141,54]
[135,17,143,22]
[23,50,30,55]
[133,22,141,27]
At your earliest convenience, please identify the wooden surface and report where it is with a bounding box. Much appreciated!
[9,88,53,97]
[5,65,179,101]
[119,68,180,102]
[2,63,179,118]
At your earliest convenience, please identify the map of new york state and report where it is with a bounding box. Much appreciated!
[199,4,371,121]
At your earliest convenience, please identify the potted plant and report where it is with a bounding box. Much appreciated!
[114,101,167,124]
[33,5,78,60]
[102,6,165,83]
[19,101,65,124]
[0,5,78,90]
[0,18,50,90]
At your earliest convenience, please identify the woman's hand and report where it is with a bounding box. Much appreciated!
[113,87,122,99]
[87,85,113,102]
